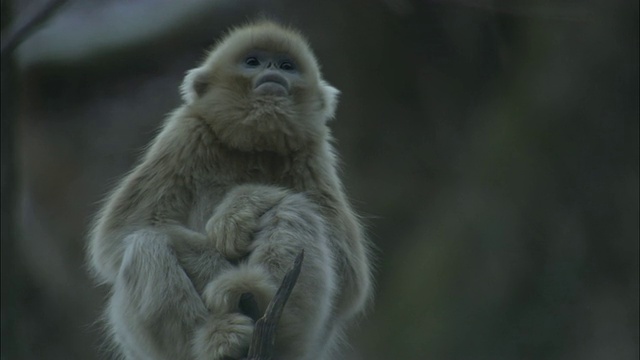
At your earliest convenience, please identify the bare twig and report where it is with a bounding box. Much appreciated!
[0,0,70,56]
[245,250,305,360]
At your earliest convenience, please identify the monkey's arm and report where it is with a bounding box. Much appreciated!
[306,148,373,322]
[308,151,372,322]
[324,198,372,320]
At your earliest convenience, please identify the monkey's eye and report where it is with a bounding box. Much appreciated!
[279,61,296,71]
[245,57,260,67]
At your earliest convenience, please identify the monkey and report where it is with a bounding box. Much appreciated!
[88,21,372,360]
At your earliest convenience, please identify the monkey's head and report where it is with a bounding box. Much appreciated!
[181,21,340,154]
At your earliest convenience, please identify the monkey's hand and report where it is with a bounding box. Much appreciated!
[193,266,277,359]
[206,184,288,260]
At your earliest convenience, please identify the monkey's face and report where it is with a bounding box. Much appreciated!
[181,22,340,154]
[242,50,299,98]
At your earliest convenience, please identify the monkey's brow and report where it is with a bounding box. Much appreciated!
[245,34,294,53]
[237,48,299,66]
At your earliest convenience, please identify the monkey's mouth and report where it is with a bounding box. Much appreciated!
[254,73,289,96]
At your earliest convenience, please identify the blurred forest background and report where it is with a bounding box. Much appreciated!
[1,0,638,359]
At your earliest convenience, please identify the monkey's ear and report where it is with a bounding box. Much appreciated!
[320,80,340,121]
[181,68,209,104]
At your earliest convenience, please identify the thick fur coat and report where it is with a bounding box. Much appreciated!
[88,21,372,360]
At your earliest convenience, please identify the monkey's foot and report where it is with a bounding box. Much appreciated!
[192,313,254,360]
[202,266,277,316]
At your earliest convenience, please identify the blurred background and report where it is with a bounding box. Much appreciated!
[1,0,638,359]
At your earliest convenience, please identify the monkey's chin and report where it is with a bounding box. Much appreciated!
[253,83,288,97]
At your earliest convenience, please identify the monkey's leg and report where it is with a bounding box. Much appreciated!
[246,193,338,360]
[167,225,234,294]
[201,192,337,359]
[107,229,208,360]
[193,266,271,360]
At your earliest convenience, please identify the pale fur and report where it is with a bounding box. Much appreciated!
[88,21,372,360]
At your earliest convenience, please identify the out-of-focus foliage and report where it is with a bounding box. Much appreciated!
[2,0,638,359]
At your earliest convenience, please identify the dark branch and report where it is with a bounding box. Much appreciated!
[0,0,70,56]
[245,250,305,360]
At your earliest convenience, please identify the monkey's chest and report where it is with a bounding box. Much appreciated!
[186,170,297,231]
